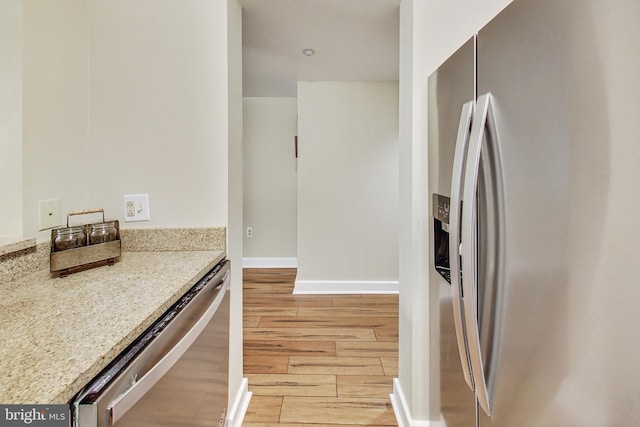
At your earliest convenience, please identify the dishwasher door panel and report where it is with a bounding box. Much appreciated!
[116,287,229,427]
[74,260,230,427]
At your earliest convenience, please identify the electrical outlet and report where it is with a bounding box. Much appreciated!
[38,199,61,230]
[123,194,150,222]
[246,226,253,238]
[126,200,135,217]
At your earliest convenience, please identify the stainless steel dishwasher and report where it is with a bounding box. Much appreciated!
[72,260,230,427]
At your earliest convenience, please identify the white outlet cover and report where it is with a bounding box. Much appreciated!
[123,194,150,222]
[38,199,62,230]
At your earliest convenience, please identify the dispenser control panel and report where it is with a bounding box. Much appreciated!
[433,193,450,225]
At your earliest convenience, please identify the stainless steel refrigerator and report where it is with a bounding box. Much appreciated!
[428,0,640,426]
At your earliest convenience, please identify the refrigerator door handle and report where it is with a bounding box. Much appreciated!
[449,100,475,391]
[461,93,495,416]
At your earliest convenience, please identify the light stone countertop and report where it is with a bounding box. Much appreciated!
[0,250,225,404]
[0,237,36,257]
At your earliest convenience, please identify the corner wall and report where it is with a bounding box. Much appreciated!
[242,97,298,265]
[295,81,399,293]
[226,0,246,416]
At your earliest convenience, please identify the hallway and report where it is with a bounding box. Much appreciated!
[242,268,398,426]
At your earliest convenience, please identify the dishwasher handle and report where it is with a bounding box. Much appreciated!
[106,266,230,426]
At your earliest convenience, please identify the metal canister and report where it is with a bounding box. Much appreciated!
[88,222,118,245]
[53,226,87,251]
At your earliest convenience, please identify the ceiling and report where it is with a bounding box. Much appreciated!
[239,0,401,97]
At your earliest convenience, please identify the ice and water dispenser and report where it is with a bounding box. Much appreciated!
[433,194,451,284]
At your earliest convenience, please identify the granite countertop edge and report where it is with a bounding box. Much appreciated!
[0,249,225,405]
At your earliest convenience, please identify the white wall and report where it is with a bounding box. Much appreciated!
[0,0,23,237]
[22,0,90,242]
[296,81,399,292]
[87,0,229,229]
[396,0,512,424]
[226,0,245,414]
[14,0,231,242]
[243,97,297,260]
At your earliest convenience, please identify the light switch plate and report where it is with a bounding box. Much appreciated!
[38,199,61,230]
[123,194,150,222]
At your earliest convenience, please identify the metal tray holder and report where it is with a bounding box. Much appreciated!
[50,209,121,277]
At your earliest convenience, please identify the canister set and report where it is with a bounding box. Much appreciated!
[50,209,121,277]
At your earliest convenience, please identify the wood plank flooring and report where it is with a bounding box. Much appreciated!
[242,268,399,426]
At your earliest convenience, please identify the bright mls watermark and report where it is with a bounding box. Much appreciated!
[0,405,69,426]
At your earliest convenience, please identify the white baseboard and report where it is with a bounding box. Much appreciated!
[242,257,297,268]
[226,378,252,427]
[293,279,399,294]
[391,378,446,427]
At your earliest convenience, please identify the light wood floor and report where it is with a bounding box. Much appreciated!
[242,268,399,426]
